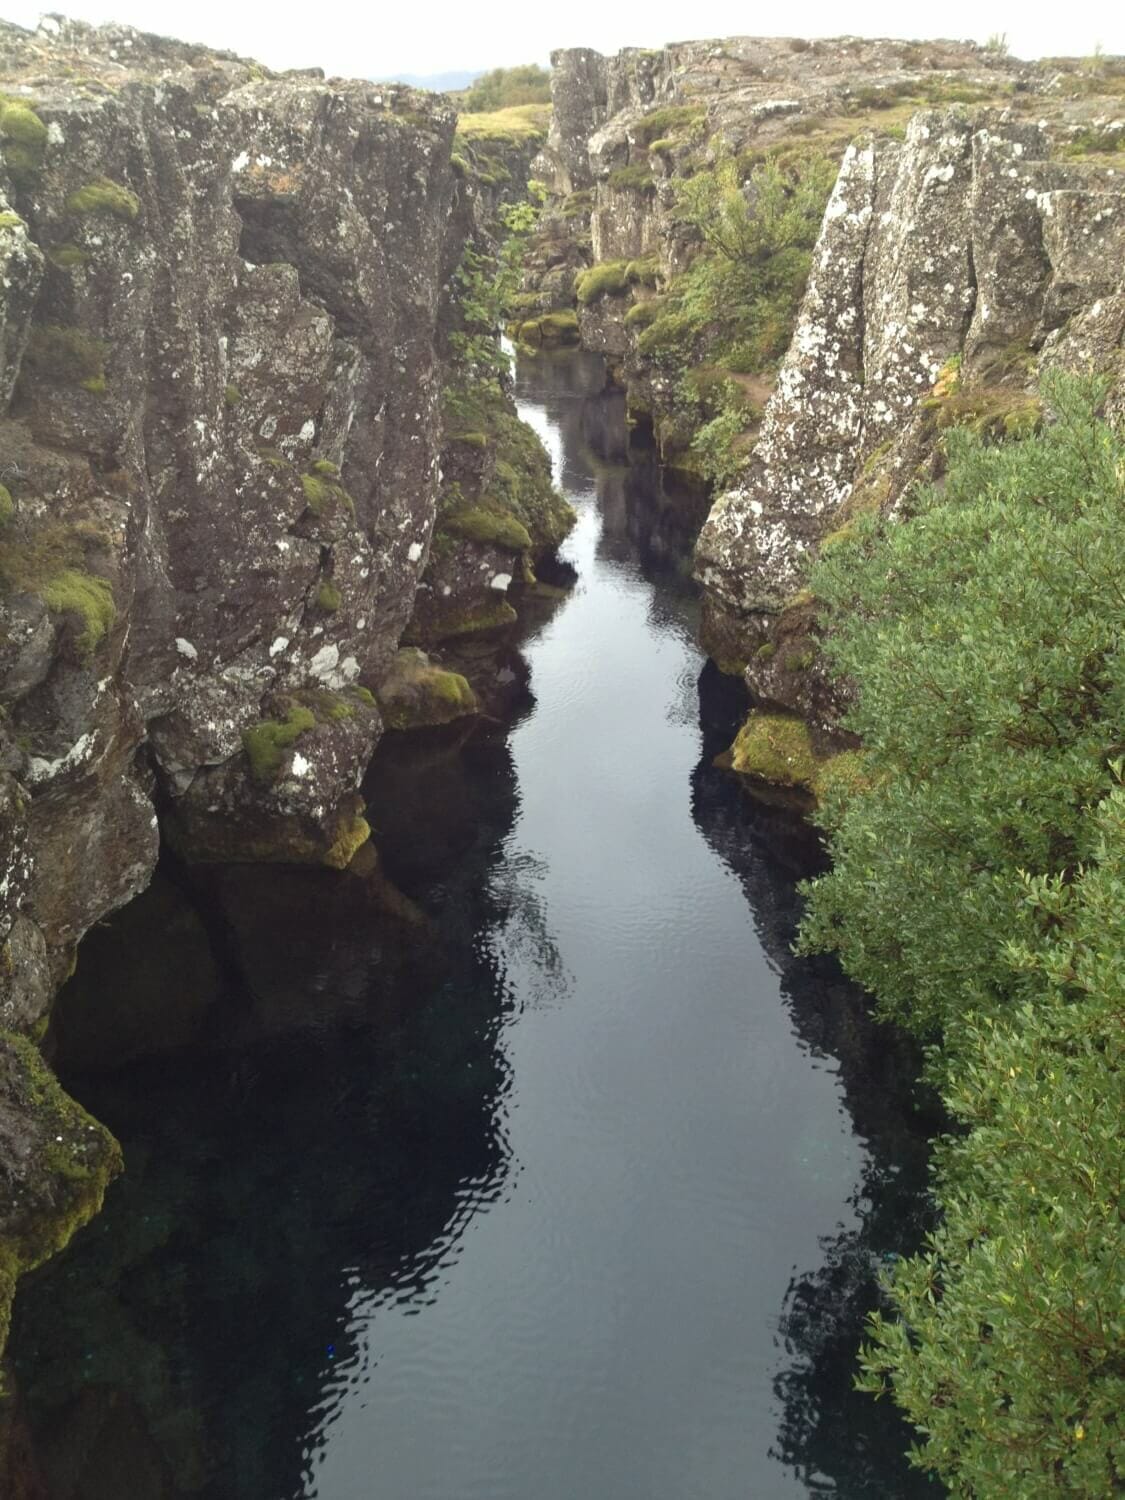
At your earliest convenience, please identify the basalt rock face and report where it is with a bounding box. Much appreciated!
[0,15,562,1351]
[695,112,1125,728]
[0,17,464,1021]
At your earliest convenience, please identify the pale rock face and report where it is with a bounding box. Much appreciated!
[695,110,1125,624]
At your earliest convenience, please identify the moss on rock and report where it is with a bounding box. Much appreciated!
[0,98,48,185]
[0,1032,123,1356]
[23,325,108,389]
[440,506,532,551]
[38,568,116,655]
[301,471,355,517]
[727,711,820,789]
[377,647,479,730]
[65,176,141,222]
[323,811,371,870]
[241,703,316,784]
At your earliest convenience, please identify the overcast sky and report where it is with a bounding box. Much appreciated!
[2,1,1122,79]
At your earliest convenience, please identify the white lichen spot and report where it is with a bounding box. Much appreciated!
[490,573,512,592]
[269,636,289,658]
[407,541,424,562]
[291,753,310,778]
[175,637,198,661]
[311,644,339,680]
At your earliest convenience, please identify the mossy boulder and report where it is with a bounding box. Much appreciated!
[725,711,820,790]
[440,507,532,552]
[376,648,479,730]
[0,1032,122,1357]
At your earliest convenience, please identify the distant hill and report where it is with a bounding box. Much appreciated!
[378,69,482,92]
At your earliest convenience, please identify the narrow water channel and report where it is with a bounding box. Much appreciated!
[8,349,936,1499]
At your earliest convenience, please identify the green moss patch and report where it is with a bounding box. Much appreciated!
[576,259,631,305]
[38,568,116,654]
[0,211,24,230]
[441,507,532,551]
[377,647,479,731]
[441,380,575,552]
[301,471,355,517]
[65,177,141,221]
[607,162,655,194]
[242,704,316,784]
[0,485,12,526]
[46,242,89,269]
[315,578,341,611]
[0,1032,123,1357]
[513,309,580,347]
[0,97,48,185]
[323,811,371,870]
[727,711,820,789]
[632,104,705,147]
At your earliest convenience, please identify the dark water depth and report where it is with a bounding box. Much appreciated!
[8,349,939,1499]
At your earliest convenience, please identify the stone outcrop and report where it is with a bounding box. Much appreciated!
[0,15,563,1351]
[526,36,1125,738]
[695,112,1125,726]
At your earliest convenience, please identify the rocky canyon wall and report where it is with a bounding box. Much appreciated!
[523,36,1125,739]
[0,15,563,1345]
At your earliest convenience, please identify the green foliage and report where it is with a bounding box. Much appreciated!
[797,376,1125,1493]
[632,104,704,146]
[858,796,1125,1495]
[65,177,140,221]
[798,374,1125,1035]
[241,704,316,784]
[449,198,539,378]
[607,162,655,194]
[461,65,551,113]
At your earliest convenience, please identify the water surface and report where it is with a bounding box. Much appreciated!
[9,349,936,1498]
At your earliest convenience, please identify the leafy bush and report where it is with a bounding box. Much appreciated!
[461,64,551,113]
[798,375,1125,1036]
[797,376,1125,1494]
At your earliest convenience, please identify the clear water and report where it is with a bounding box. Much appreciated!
[8,350,938,1499]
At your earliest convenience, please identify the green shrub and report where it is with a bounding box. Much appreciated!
[607,162,654,194]
[65,177,141,221]
[460,64,551,113]
[797,375,1125,1494]
[632,104,704,146]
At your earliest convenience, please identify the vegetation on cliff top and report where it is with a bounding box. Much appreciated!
[797,376,1125,1496]
[459,64,551,113]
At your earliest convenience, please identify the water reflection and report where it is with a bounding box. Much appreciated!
[10,734,528,1500]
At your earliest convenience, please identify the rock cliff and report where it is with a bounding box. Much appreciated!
[525,36,1125,738]
[0,15,563,1349]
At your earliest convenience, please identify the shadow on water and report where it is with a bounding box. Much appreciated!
[7,346,941,1499]
[7,731,529,1500]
